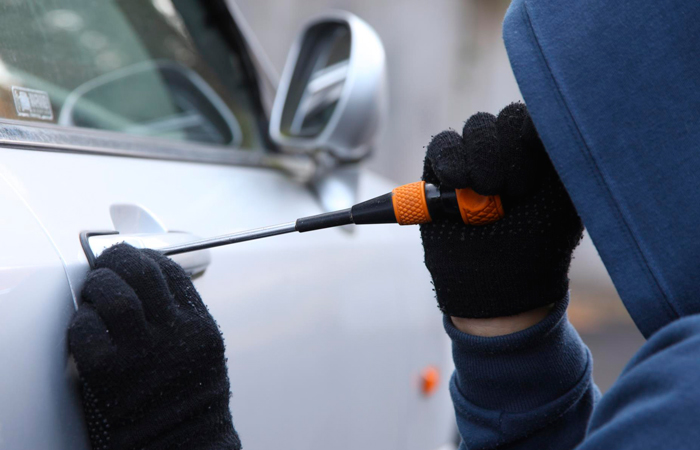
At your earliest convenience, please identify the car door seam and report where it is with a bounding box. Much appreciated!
[0,170,79,309]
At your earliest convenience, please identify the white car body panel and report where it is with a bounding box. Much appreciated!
[0,146,454,449]
[0,172,86,448]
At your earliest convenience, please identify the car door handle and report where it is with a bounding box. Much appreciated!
[80,230,211,276]
[80,204,211,276]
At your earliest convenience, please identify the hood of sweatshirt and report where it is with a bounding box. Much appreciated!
[503,0,700,338]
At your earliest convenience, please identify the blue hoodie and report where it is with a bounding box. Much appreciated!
[447,0,700,448]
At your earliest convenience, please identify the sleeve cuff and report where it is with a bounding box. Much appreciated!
[444,294,590,413]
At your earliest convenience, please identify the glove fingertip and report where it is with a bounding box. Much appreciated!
[462,112,503,195]
[495,102,548,198]
[68,304,113,361]
[81,268,124,297]
[426,129,471,188]
[141,248,187,278]
[141,249,210,314]
[422,149,440,185]
[520,110,541,145]
[94,242,141,271]
[463,111,497,135]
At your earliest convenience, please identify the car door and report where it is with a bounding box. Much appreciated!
[0,1,453,449]
[0,172,89,449]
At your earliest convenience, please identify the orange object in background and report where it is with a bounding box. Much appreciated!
[420,366,440,396]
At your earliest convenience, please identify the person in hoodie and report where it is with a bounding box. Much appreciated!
[429,0,700,447]
[67,0,700,448]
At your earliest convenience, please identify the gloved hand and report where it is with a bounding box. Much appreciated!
[421,103,583,318]
[69,244,241,450]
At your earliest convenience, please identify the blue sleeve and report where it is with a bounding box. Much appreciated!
[445,296,600,449]
[579,314,700,448]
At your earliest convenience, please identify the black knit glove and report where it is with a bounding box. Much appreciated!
[421,103,583,318]
[69,244,241,450]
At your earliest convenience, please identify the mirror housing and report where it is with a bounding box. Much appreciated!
[270,11,387,161]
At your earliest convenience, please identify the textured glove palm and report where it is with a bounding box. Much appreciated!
[69,244,240,450]
[421,103,583,318]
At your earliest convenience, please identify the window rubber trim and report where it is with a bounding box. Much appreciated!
[0,117,318,184]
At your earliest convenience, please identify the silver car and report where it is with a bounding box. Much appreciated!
[0,1,455,449]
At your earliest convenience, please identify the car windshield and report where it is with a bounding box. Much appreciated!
[0,0,267,149]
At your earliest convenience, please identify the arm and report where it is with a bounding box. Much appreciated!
[420,103,597,449]
[448,297,599,449]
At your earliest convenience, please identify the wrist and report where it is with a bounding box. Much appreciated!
[444,296,591,412]
[451,304,554,337]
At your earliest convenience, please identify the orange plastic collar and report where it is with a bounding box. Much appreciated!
[455,188,504,225]
[392,181,432,225]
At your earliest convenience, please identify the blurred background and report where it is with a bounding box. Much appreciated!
[235,0,645,392]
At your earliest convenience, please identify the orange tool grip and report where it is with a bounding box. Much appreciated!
[392,181,432,225]
[455,188,504,225]
[391,181,504,226]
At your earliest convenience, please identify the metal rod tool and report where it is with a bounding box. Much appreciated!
[158,181,505,256]
[160,222,298,256]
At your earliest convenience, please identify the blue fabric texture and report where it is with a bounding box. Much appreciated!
[447,1,700,447]
[446,297,599,449]
[502,0,700,338]
[447,301,700,449]
[584,315,700,447]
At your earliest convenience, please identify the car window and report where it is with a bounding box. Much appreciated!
[0,0,267,149]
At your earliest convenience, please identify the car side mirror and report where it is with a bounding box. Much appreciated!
[269,11,387,161]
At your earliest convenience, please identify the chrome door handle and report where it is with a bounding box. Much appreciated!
[80,230,211,276]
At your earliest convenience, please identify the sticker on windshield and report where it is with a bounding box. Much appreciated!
[12,86,54,121]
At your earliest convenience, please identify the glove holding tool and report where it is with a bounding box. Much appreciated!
[158,166,505,257]
[420,103,584,318]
